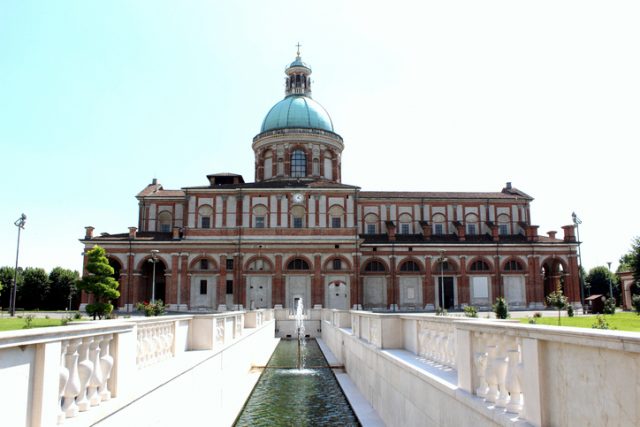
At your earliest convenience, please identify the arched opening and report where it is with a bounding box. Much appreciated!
[157,211,172,233]
[291,149,307,177]
[542,259,565,303]
[108,258,122,309]
[141,258,167,303]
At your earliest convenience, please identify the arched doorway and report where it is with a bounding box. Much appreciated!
[108,258,123,309]
[141,258,167,303]
[542,259,565,304]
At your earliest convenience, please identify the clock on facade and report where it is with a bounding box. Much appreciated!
[292,193,304,203]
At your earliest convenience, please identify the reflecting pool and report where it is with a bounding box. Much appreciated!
[234,339,360,426]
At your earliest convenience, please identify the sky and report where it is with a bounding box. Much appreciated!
[1,1,638,274]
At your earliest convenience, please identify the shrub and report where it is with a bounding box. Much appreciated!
[567,305,574,317]
[86,302,114,320]
[435,306,447,316]
[493,297,509,319]
[73,311,82,320]
[528,317,537,324]
[463,305,478,318]
[603,297,616,315]
[632,295,640,315]
[533,312,542,318]
[23,314,34,329]
[592,315,610,330]
[136,300,166,317]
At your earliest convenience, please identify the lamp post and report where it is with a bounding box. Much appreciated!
[149,250,159,303]
[439,250,447,311]
[9,214,26,317]
[607,261,613,299]
[572,212,586,305]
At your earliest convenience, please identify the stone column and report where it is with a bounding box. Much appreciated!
[313,254,322,307]
[273,254,283,307]
[424,255,434,309]
[459,256,468,305]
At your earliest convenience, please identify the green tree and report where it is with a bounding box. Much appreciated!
[0,267,23,308]
[76,246,120,319]
[618,236,640,285]
[546,284,568,326]
[493,297,509,319]
[48,267,80,310]
[20,267,50,309]
[585,266,619,298]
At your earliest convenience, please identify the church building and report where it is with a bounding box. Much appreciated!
[81,51,581,312]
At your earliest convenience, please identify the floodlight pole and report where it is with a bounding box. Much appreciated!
[9,214,27,317]
[572,212,586,305]
[439,250,447,311]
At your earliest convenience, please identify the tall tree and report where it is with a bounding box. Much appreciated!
[20,267,50,309]
[0,267,23,308]
[586,266,619,298]
[618,236,640,285]
[48,267,80,310]
[76,246,120,319]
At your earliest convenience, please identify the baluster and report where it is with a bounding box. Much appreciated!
[505,348,523,413]
[495,337,510,408]
[474,350,489,398]
[484,344,499,403]
[87,336,103,406]
[76,337,94,411]
[98,334,114,401]
[62,339,81,418]
[58,342,70,424]
[447,326,456,367]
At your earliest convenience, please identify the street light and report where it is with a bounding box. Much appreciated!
[149,250,160,303]
[439,250,447,311]
[9,214,26,317]
[607,261,613,299]
[572,212,587,304]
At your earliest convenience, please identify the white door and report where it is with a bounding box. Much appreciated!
[399,276,421,308]
[246,276,272,309]
[363,277,386,308]
[328,281,348,309]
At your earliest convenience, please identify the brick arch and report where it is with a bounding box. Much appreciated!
[106,256,124,272]
[361,257,390,274]
[397,256,424,273]
[284,254,314,271]
[188,255,219,271]
[244,255,274,272]
[431,256,459,273]
[322,255,352,271]
[501,256,526,272]
[540,256,569,274]
[466,256,495,273]
[135,254,169,272]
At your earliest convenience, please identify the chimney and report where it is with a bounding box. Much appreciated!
[84,226,94,239]
[562,225,576,242]
[506,182,512,190]
[547,230,557,240]
[128,227,137,239]
[152,178,158,185]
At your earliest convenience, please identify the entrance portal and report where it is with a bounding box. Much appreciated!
[437,277,455,309]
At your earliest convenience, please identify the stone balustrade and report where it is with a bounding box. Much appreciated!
[0,309,274,427]
[322,309,640,427]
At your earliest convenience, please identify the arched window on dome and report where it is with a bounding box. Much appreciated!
[291,150,307,178]
[324,151,333,181]
[157,211,172,233]
[263,150,273,180]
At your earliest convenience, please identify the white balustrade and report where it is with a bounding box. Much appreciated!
[136,320,175,368]
[416,318,457,368]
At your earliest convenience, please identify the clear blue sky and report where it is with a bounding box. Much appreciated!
[1,1,638,274]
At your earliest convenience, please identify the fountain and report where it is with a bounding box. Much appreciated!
[295,298,305,370]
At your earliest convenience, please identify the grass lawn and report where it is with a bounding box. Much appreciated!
[0,317,70,332]
[520,312,640,332]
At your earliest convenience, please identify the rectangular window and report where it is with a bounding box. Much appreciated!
[401,224,410,234]
[333,259,342,270]
[293,217,303,228]
[256,216,265,228]
[367,224,376,234]
[434,224,444,235]
[226,258,234,270]
[200,280,207,295]
[499,224,508,235]
[201,217,211,229]
[467,224,476,235]
[331,217,341,228]
[200,259,209,270]
[226,280,233,294]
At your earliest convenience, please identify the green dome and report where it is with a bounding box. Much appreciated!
[261,95,334,132]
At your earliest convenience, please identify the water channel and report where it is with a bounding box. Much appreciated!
[234,339,360,426]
